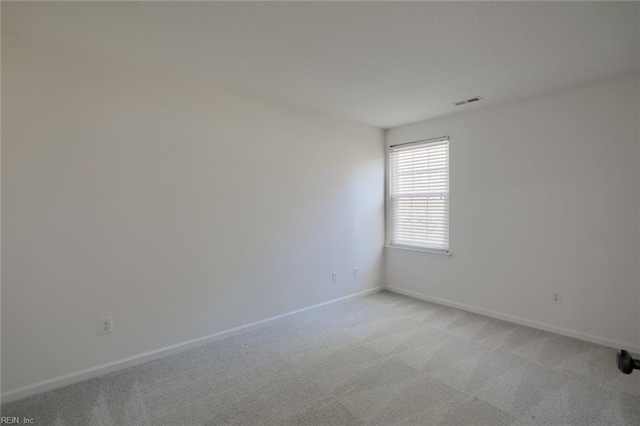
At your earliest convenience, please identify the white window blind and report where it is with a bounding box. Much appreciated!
[389,137,449,253]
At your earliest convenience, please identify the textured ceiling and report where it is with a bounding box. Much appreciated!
[3,2,639,128]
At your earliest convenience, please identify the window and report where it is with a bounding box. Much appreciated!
[388,137,449,254]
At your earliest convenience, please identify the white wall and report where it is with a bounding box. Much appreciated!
[1,35,384,394]
[386,74,640,351]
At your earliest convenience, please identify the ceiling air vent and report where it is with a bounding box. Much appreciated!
[454,96,483,106]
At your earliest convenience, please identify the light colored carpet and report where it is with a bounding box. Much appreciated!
[2,290,639,425]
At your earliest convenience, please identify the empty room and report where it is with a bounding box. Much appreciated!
[2,1,639,425]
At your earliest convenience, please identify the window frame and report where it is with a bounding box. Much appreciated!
[385,136,451,256]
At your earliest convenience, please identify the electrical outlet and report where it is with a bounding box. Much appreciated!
[100,317,113,334]
[552,293,562,304]
[332,271,338,282]
[353,267,358,277]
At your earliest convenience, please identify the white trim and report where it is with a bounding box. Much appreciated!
[389,135,449,149]
[385,245,451,257]
[384,285,640,354]
[1,287,383,404]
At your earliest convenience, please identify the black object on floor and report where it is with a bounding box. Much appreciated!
[617,350,640,374]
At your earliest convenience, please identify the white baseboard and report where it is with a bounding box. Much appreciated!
[384,286,640,354]
[1,287,383,404]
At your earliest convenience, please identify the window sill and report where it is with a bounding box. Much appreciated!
[385,245,452,257]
